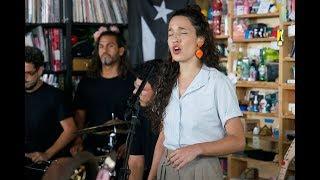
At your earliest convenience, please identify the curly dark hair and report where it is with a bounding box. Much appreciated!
[134,59,164,133]
[153,5,224,123]
[25,46,44,69]
[87,31,131,79]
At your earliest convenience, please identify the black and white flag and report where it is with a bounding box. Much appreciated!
[128,0,195,66]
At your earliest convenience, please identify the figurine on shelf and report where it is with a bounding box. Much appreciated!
[259,98,267,113]
[252,95,259,112]
[243,0,250,14]
[248,60,257,81]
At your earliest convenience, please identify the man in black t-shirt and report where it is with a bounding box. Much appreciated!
[128,59,163,180]
[70,30,135,176]
[25,46,77,179]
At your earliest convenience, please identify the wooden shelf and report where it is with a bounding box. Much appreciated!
[282,21,295,26]
[72,22,128,27]
[236,81,278,89]
[243,111,278,118]
[218,155,229,158]
[282,114,295,119]
[283,57,295,62]
[214,35,229,39]
[233,13,279,19]
[229,155,279,179]
[245,133,279,143]
[282,83,295,90]
[230,155,278,166]
[283,140,293,145]
[219,57,228,62]
[233,37,277,43]
[73,57,91,61]
[25,22,65,28]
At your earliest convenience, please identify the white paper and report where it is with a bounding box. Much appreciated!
[288,25,295,37]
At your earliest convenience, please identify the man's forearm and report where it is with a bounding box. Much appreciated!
[74,109,86,130]
[46,118,77,158]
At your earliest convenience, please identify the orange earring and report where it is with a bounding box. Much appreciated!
[195,49,203,59]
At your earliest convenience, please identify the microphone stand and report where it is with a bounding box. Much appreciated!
[119,66,154,180]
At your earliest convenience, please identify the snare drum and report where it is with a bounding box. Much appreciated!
[24,157,50,179]
[43,151,99,180]
[25,151,99,180]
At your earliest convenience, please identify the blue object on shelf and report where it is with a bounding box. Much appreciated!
[240,105,248,111]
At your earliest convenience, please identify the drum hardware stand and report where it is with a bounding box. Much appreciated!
[119,66,154,180]
[96,117,118,178]
[277,138,295,180]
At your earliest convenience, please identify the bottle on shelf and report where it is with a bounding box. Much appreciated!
[236,47,244,80]
[258,49,267,81]
[241,57,250,81]
[248,59,257,81]
[253,95,259,112]
[237,47,244,60]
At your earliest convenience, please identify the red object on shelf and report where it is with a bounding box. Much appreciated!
[71,35,78,46]
[272,27,278,38]
[212,0,223,35]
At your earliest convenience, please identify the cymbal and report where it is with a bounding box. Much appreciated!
[104,119,129,126]
[92,129,128,135]
[75,119,129,135]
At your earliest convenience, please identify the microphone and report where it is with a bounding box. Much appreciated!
[125,65,154,121]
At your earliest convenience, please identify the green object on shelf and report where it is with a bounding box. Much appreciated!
[262,47,279,63]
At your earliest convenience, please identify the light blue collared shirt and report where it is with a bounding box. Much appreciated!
[163,65,243,150]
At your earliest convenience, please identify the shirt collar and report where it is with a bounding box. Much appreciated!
[173,64,210,99]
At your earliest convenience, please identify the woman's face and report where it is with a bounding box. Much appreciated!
[168,15,203,63]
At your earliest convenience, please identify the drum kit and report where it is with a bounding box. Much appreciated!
[25,118,129,180]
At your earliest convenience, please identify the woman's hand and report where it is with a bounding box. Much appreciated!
[167,144,202,170]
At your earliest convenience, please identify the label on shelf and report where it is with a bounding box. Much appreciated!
[288,25,295,37]
[286,79,295,84]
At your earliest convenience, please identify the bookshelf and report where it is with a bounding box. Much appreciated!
[243,111,278,118]
[228,155,279,179]
[279,17,295,178]
[236,81,278,89]
[225,0,295,179]
[214,35,229,39]
[226,0,295,178]
[233,12,279,19]
[233,37,277,43]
